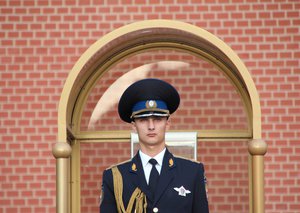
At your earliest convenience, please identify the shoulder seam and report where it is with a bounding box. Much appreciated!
[105,159,132,170]
[173,155,201,164]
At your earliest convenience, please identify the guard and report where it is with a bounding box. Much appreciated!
[100,78,209,213]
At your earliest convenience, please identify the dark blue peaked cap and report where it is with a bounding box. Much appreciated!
[118,78,180,123]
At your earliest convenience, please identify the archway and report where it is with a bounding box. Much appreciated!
[52,20,267,213]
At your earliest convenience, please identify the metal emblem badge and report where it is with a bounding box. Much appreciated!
[174,186,191,197]
[146,100,157,109]
[131,163,137,171]
[169,158,174,167]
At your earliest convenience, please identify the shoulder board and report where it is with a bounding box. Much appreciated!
[173,155,201,164]
[106,159,131,170]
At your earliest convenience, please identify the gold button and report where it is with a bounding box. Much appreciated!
[153,207,159,212]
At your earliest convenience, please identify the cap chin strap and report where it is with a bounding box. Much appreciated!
[131,112,170,119]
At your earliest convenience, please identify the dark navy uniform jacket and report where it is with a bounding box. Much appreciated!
[100,149,209,213]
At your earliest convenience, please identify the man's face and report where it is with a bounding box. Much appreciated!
[132,116,170,149]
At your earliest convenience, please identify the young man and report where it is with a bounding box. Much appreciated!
[100,78,209,213]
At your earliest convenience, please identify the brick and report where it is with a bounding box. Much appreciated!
[0,1,299,213]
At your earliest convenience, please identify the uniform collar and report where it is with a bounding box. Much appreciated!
[139,148,166,168]
[130,148,175,174]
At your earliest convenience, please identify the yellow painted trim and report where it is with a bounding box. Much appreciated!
[58,19,261,140]
[56,159,69,213]
[72,43,253,136]
[252,156,265,213]
[56,20,265,213]
[70,140,80,213]
[52,143,72,213]
[249,154,253,213]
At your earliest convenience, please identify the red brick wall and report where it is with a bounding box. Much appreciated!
[1,1,299,213]
[82,50,248,131]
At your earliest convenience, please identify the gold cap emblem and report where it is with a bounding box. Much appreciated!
[146,100,157,109]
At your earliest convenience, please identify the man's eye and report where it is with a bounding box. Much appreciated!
[153,116,162,121]
[136,118,147,122]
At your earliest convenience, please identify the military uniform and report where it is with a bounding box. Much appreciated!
[100,149,209,213]
[100,78,209,212]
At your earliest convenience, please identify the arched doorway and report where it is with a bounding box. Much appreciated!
[52,20,267,213]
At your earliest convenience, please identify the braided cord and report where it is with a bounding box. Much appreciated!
[112,167,147,213]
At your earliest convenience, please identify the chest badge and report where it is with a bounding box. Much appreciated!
[174,186,191,197]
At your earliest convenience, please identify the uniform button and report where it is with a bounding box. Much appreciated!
[153,207,159,212]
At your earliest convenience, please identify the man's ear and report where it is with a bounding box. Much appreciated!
[131,121,137,132]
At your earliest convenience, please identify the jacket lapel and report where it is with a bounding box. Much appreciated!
[153,149,176,204]
[129,152,154,202]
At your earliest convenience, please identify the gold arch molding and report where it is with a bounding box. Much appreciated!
[52,20,267,213]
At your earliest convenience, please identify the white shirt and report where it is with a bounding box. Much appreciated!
[139,148,166,184]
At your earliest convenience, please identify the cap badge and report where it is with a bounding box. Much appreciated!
[131,163,137,172]
[174,186,191,197]
[169,158,174,167]
[146,100,157,109]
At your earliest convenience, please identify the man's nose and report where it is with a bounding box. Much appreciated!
[148,118,155,130]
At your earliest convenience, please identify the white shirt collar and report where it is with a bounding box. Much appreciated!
[139,148,166,168]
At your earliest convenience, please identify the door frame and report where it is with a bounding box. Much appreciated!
[52,20,267,213]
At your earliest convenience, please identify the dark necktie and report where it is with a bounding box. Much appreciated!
[148,158,159,196]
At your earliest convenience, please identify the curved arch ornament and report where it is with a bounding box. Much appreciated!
[53,20,267,213]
